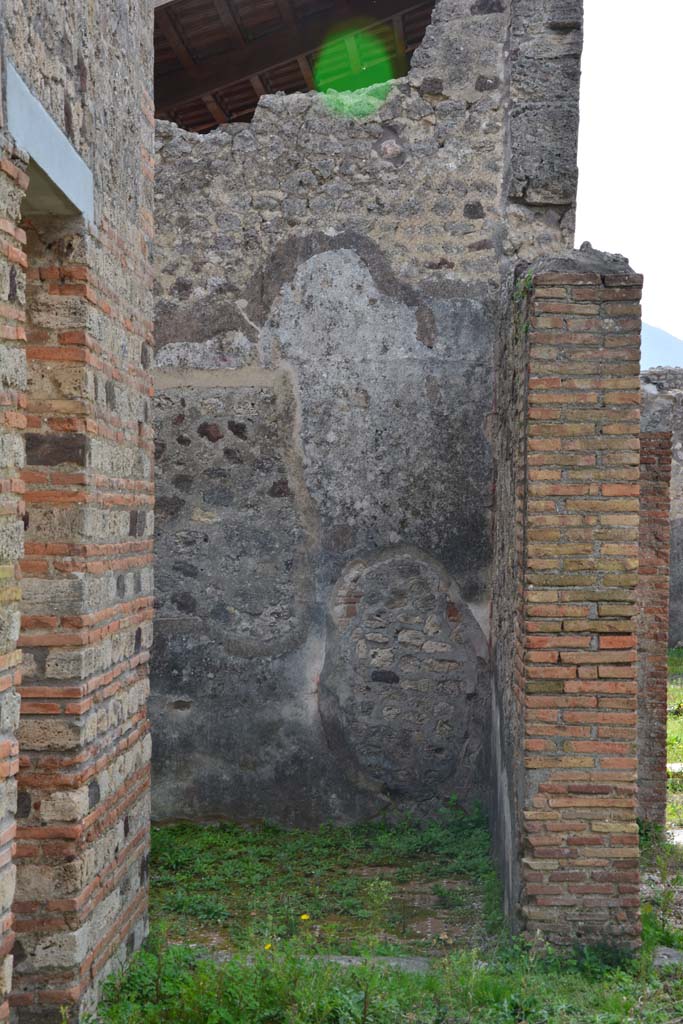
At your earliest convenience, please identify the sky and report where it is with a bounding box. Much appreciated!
[575,0,683,341]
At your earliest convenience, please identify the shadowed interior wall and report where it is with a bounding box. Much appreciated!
[640,369,683,647]
[637,387,673,824]
[151,0,583,824]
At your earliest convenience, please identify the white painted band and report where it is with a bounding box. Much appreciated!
[5,61,94,222]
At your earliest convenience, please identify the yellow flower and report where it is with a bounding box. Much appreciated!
[300,913,310,921]
[264,943,272,951]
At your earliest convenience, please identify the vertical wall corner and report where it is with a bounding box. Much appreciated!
[637,388,673,825]
[492,251,645,949]
[0,20,154,1024]
[0,146,30,1021]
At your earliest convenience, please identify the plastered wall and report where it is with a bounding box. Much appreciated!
[152,0,583,823]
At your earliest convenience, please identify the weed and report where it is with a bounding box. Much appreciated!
[93,936,683,1024]
[87,675,683,1024]
[433,882,466,910]
[668,648,683,678]
[668,680,683,763]
[150,800,499,955]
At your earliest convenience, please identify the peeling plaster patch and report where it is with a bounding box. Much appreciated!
[155,336,254,369]
[261,249,492,590]
[251,233,439,353]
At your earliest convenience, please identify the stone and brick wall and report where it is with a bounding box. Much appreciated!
[641,369,683,647]
[11,217,153,1022]
[491,249,644,948]
[508,0,582,256]
[151,0,583,825]
[637,389,673,824]
[489,272,528,922]
[0,1,154,1018]
[0,0,668,970]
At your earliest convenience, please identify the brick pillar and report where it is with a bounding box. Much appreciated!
[10,212,153,1020]
[637,391,673,824]
[492,252,643,948]
[0,152,28,1021]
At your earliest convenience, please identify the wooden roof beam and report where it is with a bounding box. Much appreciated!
[273,0,297,27]
[157,7,197,74]
[393,13,406,56]
[202,93,229,123]
[212,0,246,47]
[297,54,315,90]
[343,31,362,76]
[156,0,418,112]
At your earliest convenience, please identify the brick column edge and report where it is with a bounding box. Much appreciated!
[637,387,673,825]
[491,249,644,950]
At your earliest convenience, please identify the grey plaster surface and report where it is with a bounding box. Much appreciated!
[151,0,583,825]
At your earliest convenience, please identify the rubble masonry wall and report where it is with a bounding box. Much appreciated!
[152,0,582,825]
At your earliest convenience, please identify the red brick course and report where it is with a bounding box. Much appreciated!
[0,130,154,1021]
[9,214,153,1018]
[493,258,644,949]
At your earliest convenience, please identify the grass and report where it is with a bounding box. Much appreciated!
[668,648,683,678]
[668,687,683,758]
[83,660,683,1023]
[149,801,501,955]
[640,821,683,949]
[91,937,683,1024]
[668,651,683,825]
[85,803,683,1024]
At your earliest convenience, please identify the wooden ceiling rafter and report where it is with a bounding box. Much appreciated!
[393,12,406,56]
[296,53,315,89]
[343,32,363,76]
[212,0,247,46]
[157,0,424,110]
[157,6,198,73]
[157,4,233,125]
[154,0,435,132]
[272,0,297,27]
[202,92,230,122]
[249,73,266,95]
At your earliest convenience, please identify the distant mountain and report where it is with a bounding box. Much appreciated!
[642,323,683,369]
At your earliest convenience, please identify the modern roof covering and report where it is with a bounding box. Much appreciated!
[154,0,436,132]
